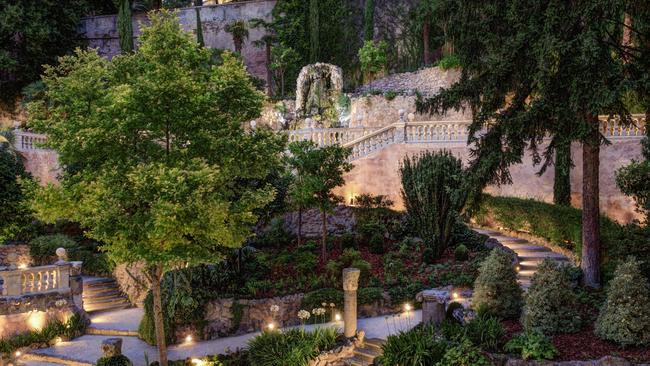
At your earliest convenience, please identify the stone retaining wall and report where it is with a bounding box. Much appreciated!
[0,245,32,267]
[0,291,80,338]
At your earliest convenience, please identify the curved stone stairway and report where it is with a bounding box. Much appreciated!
[82,277,130,313]
[345,338,385,366]
[472,228,571,289]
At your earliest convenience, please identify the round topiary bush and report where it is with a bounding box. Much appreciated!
[595,258,650,347]
[472,249,522,319]
[422,247,436,265]
[521,260,581,335]
[369,233,384,254]
[96,355,133,366]
[454,244,469,261]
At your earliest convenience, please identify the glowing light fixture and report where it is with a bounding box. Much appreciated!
[18,263,27,269]
[404,303,412,312]
[452,292,459,300]
[335,313,342,321]
[15,351,22,357]
[267,323,275,331]
[185,335,193,343]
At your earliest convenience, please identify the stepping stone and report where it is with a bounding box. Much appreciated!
[516,251,568,260]
[493,236,529,244]
[505,244,551,252]
[517,270,536,279]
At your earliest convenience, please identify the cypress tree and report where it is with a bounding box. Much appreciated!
[116,0,134,53]
[194,1,204,47]
[364,0,375,41]
[309,0,319,63]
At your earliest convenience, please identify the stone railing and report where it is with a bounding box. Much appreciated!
[0,250,82,297]
[13,130,49,153]
[600,114,647,138]
[345,124,400,160]
[287,127,376,146]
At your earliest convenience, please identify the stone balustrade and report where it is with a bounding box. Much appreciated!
[287,127,375,146]
[13,130,49,152]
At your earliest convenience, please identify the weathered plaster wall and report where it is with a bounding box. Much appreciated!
[334,139,644,224]
[19,150,60,185]
[78,0,276,81]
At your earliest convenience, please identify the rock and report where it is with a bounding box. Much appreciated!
[101,338,123,358]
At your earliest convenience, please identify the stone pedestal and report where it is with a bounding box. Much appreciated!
[101,338,123,358]
[417,289,448,325]
[342,268,360,338]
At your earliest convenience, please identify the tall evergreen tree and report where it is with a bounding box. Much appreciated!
[417,0,632,288]
[364,0,375,41]
[116,0,134,53]
[309,0,319,63]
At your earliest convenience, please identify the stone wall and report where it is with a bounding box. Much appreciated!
[0,245,32,267]
[283,206,356,237]
[0,291,79,338]
[334,139,644,225]
[19,149,60,185]
[78,0,276,81]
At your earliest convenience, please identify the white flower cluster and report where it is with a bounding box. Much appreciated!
[54,299,67,307]
[298,310,311,320]
[270,304,280,313]
[312,308,327,316]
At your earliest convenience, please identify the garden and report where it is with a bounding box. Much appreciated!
[1,0,650,366]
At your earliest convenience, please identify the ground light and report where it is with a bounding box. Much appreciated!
[335,313,341,321]
[404,303,412,312]
[452,292,459,300]
[267,322,275,331]
[185,335,193,343]
[15,351,21,357]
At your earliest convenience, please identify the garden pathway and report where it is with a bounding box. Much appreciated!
[472,227,571,289]
[20,308,421,366]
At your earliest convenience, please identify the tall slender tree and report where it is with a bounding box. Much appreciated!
[364,0,375,41]
[417,0,632,288]
[309,0,319,63]
[116,0,134,53]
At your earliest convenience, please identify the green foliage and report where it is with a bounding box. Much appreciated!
[463,312,505,351]
[472,249,523,319]
[225,21,249,53]
[116,0,134,53]
[270,44,300,98]
[0,0,88,102]
[384,91,398,101]
[358,40,388,79]
[325,249,371,286]
[301,288,343,313]
[358,287,383,305]
[96,355,133,366]
[363,0,375,41]
[400,151,470,258]
[522,260,581,335]
[247,327,339,366]
[616,132,650,223]
[437,339,492,366]
[504,331,558,361]
[595,258,650,347]
[375,324,448,366]
[250,218,294,249]
[553,143,572,206]
[451,222,488,250]
[454,244,469,261]
[29,234,77,264]
[340,232,356,250]
[368,233,384,254]
[0,313,87,355]
[422,247,436,265]
[0,131,34,243]
[435,54,461,70]
[29,234,113,276]
[387,281,425,307]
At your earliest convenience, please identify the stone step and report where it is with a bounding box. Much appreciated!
[21,353,93,366]
[84,296,130,307]
[507,244,551,252]
[83,278,117,287]
[86,327,139,337]
[84,301,131,313]
[353,347,380,363]
[83,289,123,300]
[491,235,528,243]
[472,228,501,236]
[516,251,568,260]
[363,338,385,352]
[517,270,536,279]
[346,356,373,366]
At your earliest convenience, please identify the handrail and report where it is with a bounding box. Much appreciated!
[0,263,72,297]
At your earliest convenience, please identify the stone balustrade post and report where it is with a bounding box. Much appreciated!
[342,267,360,338]
[69,261,84,309]
[417,289,448,326]
[2,270,23,296]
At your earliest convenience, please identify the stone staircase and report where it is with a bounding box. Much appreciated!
[82,277,131,313]
[473,228,571,289]
[345,338,385,366]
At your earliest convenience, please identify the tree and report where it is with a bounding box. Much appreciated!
[358,40,388,83]
[115,0,134,53]
[309,0,319,63]
[287,143,351,261]
[225,21,249,55]
[286,141,319,246]
[417,0,632,288]
[0,0,88,103]
[0,130,34,243]
[553,142,572,206]
[26,12,285,366]
[364,0,375,41]
[270,44,300,99]
[194,0,204,47]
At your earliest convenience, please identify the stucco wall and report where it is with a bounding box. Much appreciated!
[334,139,644,224]
[20,150,60,185]
[78,0,276,81]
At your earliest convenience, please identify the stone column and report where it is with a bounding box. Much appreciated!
[70,261,84,310]
[417,289,448,326]
[101,338,123,358]
[342,267,360,338]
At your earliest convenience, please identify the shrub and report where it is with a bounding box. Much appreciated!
[252,218,294,248]
[358,40,388,79]
[400,151,470,259]
[0,313,87,355]
[451,222,488,249]
[301,288,343,312]
[438,339,492,366]
[616,133,650,222]
[29,234,77,264]
[472,249,523,319]
[436,54,462,70]
[384,91,397,101]
[504,331,558,361]
[368,233,384,254]
[464,312,505,351]
[294,251,318,277]
[375,324,448,366]
[454,244,469,261]
[422,247,436,265]
[340,232,356,250]
[522,260,581,335]
[247,327,339,366]
[325,249,371,285]
[595,258,650,347]
[387,280,424,307]
[358,287,383,305]
[96,355,133,366]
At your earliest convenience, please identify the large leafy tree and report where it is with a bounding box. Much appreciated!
[26,11,284,366]
[0,0,88,103]
[286,140,319,246]
[417,0,632,288]
[0,130,34,243]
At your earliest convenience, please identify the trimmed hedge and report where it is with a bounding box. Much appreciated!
[472,249,523,319]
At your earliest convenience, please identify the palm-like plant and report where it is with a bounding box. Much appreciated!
[225,21,249,54]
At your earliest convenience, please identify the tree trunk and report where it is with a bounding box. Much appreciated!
[423,22,431,66]
[622,12,632,63]
[297,207,303,246]
[553,141,572,206]
[321,210,327,262]
[266,42,273,97]
[581,118,601,288]
[234,39,243,55]
[150,265,168,366]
